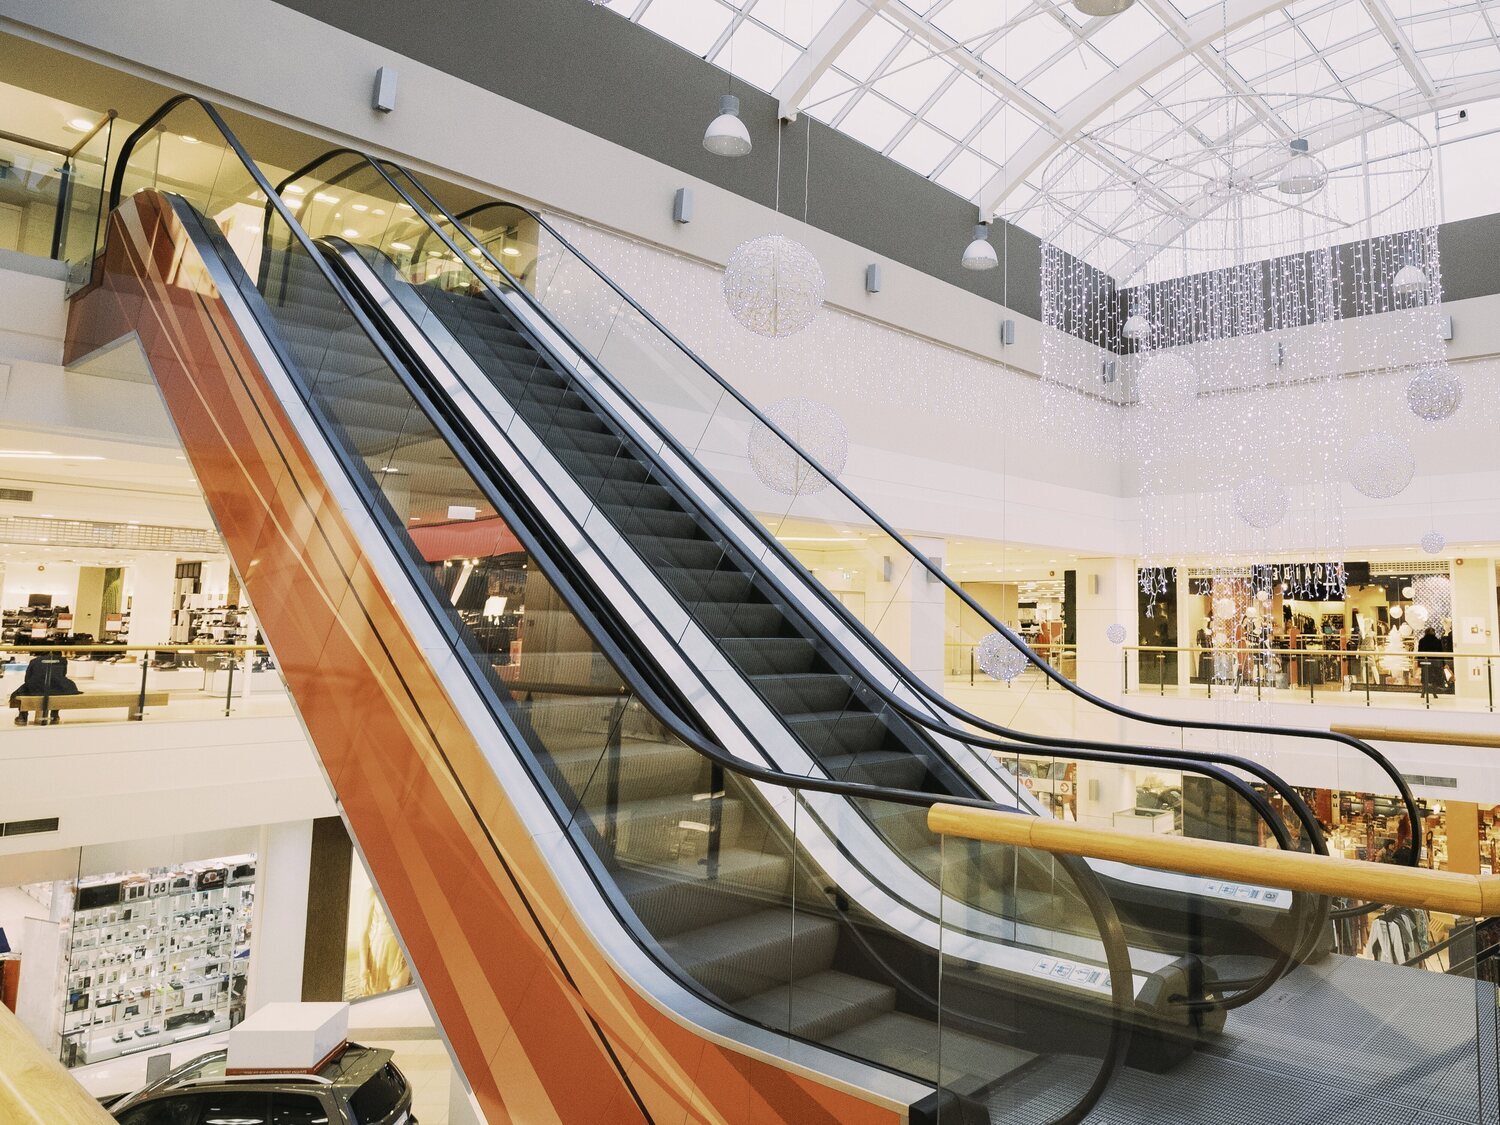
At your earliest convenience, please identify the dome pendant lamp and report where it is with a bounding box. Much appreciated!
[1393,263,1429,299]
[1277,138,1327,196]
[703,94,752,157]
[962,223,998,271]
[1073,0,1135,15]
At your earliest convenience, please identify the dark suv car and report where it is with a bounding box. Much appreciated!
[109,1042,415,1125]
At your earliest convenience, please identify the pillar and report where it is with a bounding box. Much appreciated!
[1450,558,1499,704]
[1075,557,1138,701]
[870,535,946,691]
[126,555,176,647]
[300,817,353,1002]
[1445,801,1481,875]
[246,820,313,1013]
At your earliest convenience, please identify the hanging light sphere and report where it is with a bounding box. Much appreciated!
[1121,312,1153,341]
[1420,530,1446,555]
[1393,263,1429,299]
[1212,597,1237,620]
[1347,432,1416,499]
[961,224,998,271]
[1389,604,1404,620]
[747,397,848,497]
[1257,589,1271,602]
[703,94,752,157]
[1134,351,1198,407]
[1074,0,1135,14]
[1277,138,1328,196]
[977,632,1029,682]
[1106,623,1127,645]
[1407,604,1430,630]
[1401,584,1415,599]
[1405,364,1463,422]
[1232,474,1291,529]
[723,234,825,337]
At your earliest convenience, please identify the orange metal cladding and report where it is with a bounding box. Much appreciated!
[65,192,903,1125]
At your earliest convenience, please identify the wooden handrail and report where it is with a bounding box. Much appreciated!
[927,804,1500,917]
[1331,724,1500,750]
[0,1003,115,1123]
[1,645,267,654]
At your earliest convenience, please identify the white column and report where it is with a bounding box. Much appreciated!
[1451,558,1499,703]
[245,820,314,1012]
[1075,557,1138,700]
[870,535,946,691]
[126,555,177,647]
[1175,576,1193,692]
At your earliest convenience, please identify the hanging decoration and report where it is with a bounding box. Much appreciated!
[1106,623,1127,644]
[1231,475,1290,530]
[1405,364,1463,422]
[1420,530,1446,555]
[747,397,848,497]
[723,234,825,338]
[1348,432,1416,499]
[977,632,1029,682]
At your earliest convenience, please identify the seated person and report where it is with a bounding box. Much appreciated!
[10,651,81,725]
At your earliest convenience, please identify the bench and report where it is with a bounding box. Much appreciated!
[14,691,170,723]
[1332,724,1500,750]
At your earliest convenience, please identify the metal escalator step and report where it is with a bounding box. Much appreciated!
[634,534,731,571]
[783,710,891,757]
[863,799,941,853]
[735,970,897,1041]
[618,849,793,938]
[542,739,706,806]
[593,795,746,865]
[689,602,792,639]
[614,506,705,542]
[718,637,822,676]
[817,749,931,791]
[822,1011,1034,1092]
[749,672,856,716]
[548,426,625,460]
[575,476,678,514]
[662,907,840,1003]
[660,566,758,605]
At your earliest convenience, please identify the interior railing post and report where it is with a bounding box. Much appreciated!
[223,655,236,718]
[136,655,149,721]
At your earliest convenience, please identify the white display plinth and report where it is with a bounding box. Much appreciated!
[227,1001,348,1073]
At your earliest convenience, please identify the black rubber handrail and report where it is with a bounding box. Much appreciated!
[107,96,1133,1124]
[274,148,1320,1012]
[438,193,1423,866]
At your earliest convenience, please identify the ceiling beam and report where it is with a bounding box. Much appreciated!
[1358,0,1438,104]
[976,0,1295,216]
[773,0,893,120]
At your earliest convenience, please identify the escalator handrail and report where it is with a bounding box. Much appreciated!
[431,193,1422,864]
[106,98,1135,1122]
[272,150,1326,872]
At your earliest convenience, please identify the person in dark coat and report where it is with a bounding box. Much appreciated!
[10,651,81,724]
[1417,627,1445,697]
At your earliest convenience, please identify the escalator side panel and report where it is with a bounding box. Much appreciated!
[65,193,906,1125]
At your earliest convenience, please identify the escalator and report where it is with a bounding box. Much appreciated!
[61,96,1453,1124]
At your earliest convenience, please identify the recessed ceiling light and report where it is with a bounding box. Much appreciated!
[351,203,369,212]
[313,192,339,204]
[342,228,360,238]
[391,242,412,251]
[179,134,200,145]
[284,184,306,195]
[65,117,94,132]
[371,208,386,216]
[502,247,520,256]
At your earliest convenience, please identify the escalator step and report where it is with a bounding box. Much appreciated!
[618,848,792,938]
[718,637,822,676]
[749,672,856,716]
[822,1011,1034,1092]
[541,739,706,806]
[689,602,793,640]
[784,711,890,757]
[662,907,840,1003]
[634,534,731,571]
[598,795,746,866]
[660,566,759,605]
[818,749,930,791]
[735,970,897,1042]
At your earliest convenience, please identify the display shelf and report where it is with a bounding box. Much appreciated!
[59,856,255,1066]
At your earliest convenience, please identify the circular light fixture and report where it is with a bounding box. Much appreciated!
[1407,604,1430,629]
[1389,604,1404,620]
[1277,138,1328,196]
[1106,623,1127,644]
[703,94,752,157]
[1401,584,1415,599]
[977,632,1029,681]
[1212,597,1237,619]
[723,234,825,337]
[747,397,848,497]
[1405,364,1462,422]
[961,224,998,271]
[1232,474,1290,529]
[1420,530,1446,555]
[1347,432,1416,499]
[1121,312,1153,342]
[1392,263,1429,299]
[1134,351,1197,406]
[1073,0,1135,13]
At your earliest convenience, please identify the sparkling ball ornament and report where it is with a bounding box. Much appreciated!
[1407,604,1430,630]
[1232,474,1290,529]
[1212,597,1237,620]
[1420,530,1446,555]
[747,397,848,496]
[1106,623,1127,645]
[722,234,825,338]
[1135,352,1198,407]
[1348,432,1416,499]
[977,632,1029,682]
[1405,365,1463,422]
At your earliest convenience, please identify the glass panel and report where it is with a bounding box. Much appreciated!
[0,134,64,257]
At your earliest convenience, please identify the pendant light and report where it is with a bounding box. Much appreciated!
[961,223,998,271]
[1277,138,1327,196]
[703,94,751,157]
[1073,0,1135,14]
[1393,263,1429,298]
[1121,309,1152,341]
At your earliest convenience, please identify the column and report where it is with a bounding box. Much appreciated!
[1444,801,1481,875]
[127,555,177,647]
[1075,557,1138,701]
[1451,558,1499,704]
[870,535,946,691]
[245,820,314,1013]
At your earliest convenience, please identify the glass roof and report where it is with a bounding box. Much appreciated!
[597,0,1500,277]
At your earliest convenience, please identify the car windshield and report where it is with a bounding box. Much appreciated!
[347,1063,404,1124]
